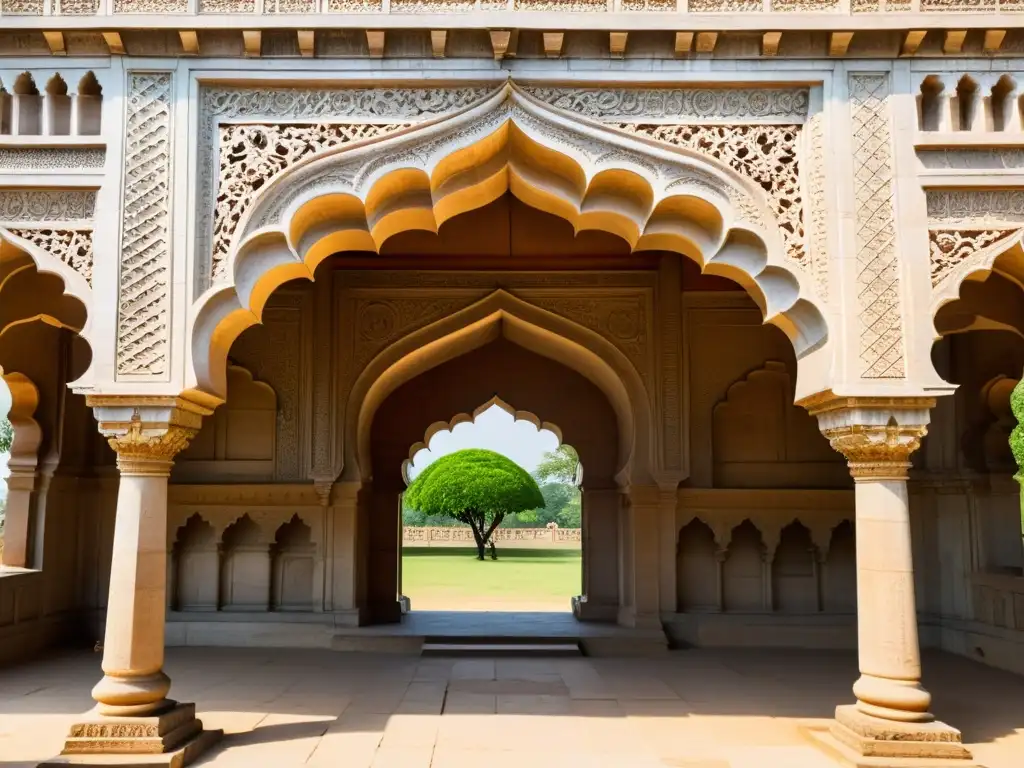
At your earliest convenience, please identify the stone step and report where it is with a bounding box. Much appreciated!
[422,637,582,657]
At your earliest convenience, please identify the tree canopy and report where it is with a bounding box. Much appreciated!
[404,448,544,559]
[534,444,580,485]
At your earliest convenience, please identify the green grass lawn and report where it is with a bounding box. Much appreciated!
[402,546,582,612]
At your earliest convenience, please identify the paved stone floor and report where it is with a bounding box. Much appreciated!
[1,647,1022,768]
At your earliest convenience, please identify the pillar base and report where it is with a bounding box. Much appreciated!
[805,705,979,768]
[39,702,222,767]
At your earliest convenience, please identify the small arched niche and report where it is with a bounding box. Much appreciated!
[771,521,817,613]
[13,73,40,136]
[220,514,271,612]
[172,514,219,612]
[76,72,102,136]
[955,75,979,132]
[175,363,277,482]
[0,81,12,135]
[722,520,766,612]
[918,75,946,132]
[676,519,718,613]
[271,515,315,611]
[822,521,856,613]
[44,74,70,136]
[990,75,1017,132]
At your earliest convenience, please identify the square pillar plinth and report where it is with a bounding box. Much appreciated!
[39,702,222,767]
[806,705,981,768]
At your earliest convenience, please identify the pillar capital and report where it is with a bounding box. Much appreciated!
[86,395,212,476]
[799,392,935,481]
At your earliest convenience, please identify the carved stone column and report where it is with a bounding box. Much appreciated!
[802,393,978,767]
[45,400,221,767]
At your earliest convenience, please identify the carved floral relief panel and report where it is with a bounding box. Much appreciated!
[117,72,174,378]
[0,190,96,287]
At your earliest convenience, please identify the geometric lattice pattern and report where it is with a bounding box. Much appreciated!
[850,73,905,379]
[116,72,173,378]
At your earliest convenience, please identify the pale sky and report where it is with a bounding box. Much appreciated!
[407,403,559,481]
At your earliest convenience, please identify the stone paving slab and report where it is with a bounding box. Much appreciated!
[0,648,1021,768]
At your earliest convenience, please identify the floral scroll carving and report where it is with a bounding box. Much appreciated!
[850,73,904,380]
[196,86,493,287]
[6,228,93,286]
[929,229,1022,288]
[0,190,95,222]
[116,72,173,378]
[614,123,804,265]
[213,123,411,280]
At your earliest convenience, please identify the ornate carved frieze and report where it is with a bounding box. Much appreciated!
[199,0,257,11]
[927,189,1024,226]
[853,0,911,10]
[116,72,174,378]
[929,229,1021,288]
[849,73,905,380]
[0,148,105,171]
[0,189,95,223]
[213,123,411,281]
[55,0,100,12]
[526,87,810,123]
[614,123,804,265]
[6,228,93,286]
[918,149,1024,171]
[197,85,493,286]
[113,0,187,11]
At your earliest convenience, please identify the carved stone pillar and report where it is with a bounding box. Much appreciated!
[45,400,221,767]
[618,486,671,629]
[802,393,977,767]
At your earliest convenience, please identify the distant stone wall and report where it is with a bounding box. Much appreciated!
[403,526,581,546]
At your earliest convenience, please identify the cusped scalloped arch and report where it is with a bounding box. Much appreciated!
[403,395,568,487]
[189,84,830,404]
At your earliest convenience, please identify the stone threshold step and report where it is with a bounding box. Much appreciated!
[423,635,579,644]
[422,642,581,657]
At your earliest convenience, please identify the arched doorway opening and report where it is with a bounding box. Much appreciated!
[364,317,626,624]
[0,230,106,663]
[930,240,1024,594]
[399,398,584,614]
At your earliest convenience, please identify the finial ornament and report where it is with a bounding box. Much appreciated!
[106,410,197,476]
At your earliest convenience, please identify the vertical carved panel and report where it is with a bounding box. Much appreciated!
[806,110,830,302]
[116,72,174,378]
[850,73,905,379]
[658,256,684,475]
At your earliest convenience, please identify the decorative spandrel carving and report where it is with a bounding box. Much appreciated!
[213,123,411,281]
[0,148,105,170]
[6,228,93,286]
[117,72,173,378]
[850,73,905,380]
[197,86,493,288]
[527,87,810,123]
[0,190,95,222]
[929,229,1021,288]
[526,294,652,391]
[615,123,804,265]
[351,296,479,371]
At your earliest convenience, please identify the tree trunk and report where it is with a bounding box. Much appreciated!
[466,511,486,560]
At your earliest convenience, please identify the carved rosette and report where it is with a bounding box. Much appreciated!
[107,419,197,476]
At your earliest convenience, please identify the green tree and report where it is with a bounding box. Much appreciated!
[535,444,581,485]
[1011,371,1024,535]
[0,419,12,455]
[403,448,544,560]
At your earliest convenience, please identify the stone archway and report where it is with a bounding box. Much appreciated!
[187,84,831,407]
[363,323,625,623]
